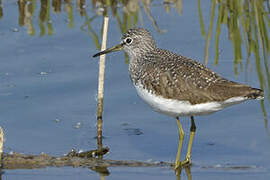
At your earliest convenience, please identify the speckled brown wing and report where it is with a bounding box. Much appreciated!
[140,49,263,105]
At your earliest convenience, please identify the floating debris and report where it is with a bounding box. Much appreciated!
[39,71,48,75]
[121,123,129,126]
[206,142,215,146]
[74,122,81,129]
[123,128,143,136]
[12,28,19,32]
[66,147,109,158]
[54,118,61,123]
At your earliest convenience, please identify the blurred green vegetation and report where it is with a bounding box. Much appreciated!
[200,0,270,73]
[7,0,179,61]
[200,0,270,126]
[0,0,2,19]
[4,0,176,39]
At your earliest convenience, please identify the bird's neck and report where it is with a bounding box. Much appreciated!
[128,50,152,86]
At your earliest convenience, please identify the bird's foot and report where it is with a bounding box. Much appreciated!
[181,157,192,167]
[174,157,192,172]
[174,161,182,171]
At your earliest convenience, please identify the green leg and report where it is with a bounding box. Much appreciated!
[184,166,192,180]
[175,166,192,180]
[175,117,185,170]
[182,116,196,166]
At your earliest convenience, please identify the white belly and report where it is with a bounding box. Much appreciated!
[134,83,247,117]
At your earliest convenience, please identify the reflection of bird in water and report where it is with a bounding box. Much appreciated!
[93,28,264,170]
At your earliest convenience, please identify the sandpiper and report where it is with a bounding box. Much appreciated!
[93,28,264,170]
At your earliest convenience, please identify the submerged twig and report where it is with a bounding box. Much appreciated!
[2,151,171,170]
[1,150,260,171]
[66,147,109,158]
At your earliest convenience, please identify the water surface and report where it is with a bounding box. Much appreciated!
[0,0,269,179]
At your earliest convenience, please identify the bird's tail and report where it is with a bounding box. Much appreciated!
[246,88,264,100]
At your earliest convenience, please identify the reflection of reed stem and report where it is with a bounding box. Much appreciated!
[46,0,52,35]
[142,0,166,33]
[214,4,223,65]
[0,0,2,19]
[0,126,3,168]
[203,0,216,65]
[97,16,109,151]
[198,0,206,37]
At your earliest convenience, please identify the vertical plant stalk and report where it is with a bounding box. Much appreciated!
[97,16,109,150]
[46,0,53,35]
[214,3,224,65]
[0,126,3,168]
[198,0,206,37]
[203,0,216,65]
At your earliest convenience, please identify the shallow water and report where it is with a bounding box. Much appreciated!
[0,0,270,179]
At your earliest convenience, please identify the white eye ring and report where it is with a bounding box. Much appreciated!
[125,37,133,44]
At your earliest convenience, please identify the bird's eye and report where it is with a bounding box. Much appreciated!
[125,38,133,44]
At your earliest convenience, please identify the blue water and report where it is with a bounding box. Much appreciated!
[0,0,269,180]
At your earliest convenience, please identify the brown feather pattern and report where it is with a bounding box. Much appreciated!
[129,47,263,105]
